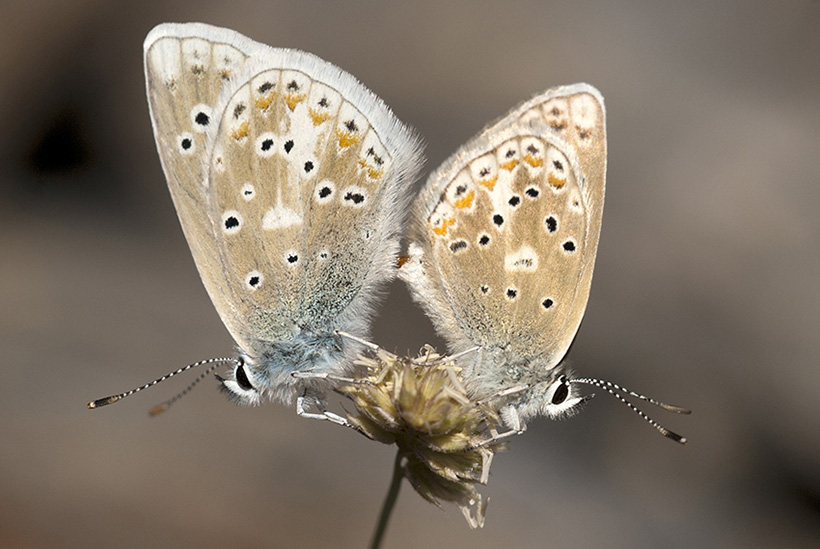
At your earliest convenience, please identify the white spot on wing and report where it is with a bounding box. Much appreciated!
[306,82,342,125]
[284,249,300,268]
[222,210,242,234]
[335,103,369,149]
[497,139,521,171]
[470,153,498,192]
[570,94,598,140]
[359,131,389,180]
[190,104,212,132]
[341,185,368,208]
[541,98,570,130]
[245,270,263,291]
[429,202,456,237]
[213,44,244,76]
[255,132,276,158]
[147,37,181,83]
[178,132,195,155]
[505,245,539,272]
[181,38,211,72]
[314,180,336,204]
[445,172,476,211]
[263,205,302,230]
[521,137,545,173]
[281,70,311,109]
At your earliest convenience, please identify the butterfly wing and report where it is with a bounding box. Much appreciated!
[205,54,422,357]
[500,83,607,336]
[145,24,422,400]
[400,84,605,399]
[144,23,271,347]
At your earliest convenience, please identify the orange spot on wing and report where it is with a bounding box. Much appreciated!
[336,129,361,149]
[500,159,519,171]
[431,216,455,236]
[309,108,332,126]
[285,92,306,111]
[548,173,567,189]
[478,176,497,191]
[454,190,474,209]
[544,105,568,129]
[231,121,250,141]
[523,155,543,168]
[254,93,275,110]
[357,158,384,180]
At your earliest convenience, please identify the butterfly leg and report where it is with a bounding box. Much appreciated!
[493,385,530,399]
[466,409,526,450]
[291,371,369,385]
[466,387,531,450]
[409,345,481,367]
[335,330,403,360]
[295,394,354,429]
[467,390,530,450]
[468,427,523,450]
[475,383,530,422]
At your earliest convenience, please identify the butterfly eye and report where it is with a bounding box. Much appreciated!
[235,364,253,391]
[551,375,570,405]
[216,359,262,407]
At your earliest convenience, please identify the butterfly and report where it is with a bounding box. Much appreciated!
[399,84,688,442]
[89,22,422,417]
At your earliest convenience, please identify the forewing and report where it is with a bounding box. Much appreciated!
[504,84,607,338]
[143,24,268,345]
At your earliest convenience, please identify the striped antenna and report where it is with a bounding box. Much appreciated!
[87,357,240,411]
[571,377,691,444]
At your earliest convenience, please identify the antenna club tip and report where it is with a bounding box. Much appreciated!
[149,404,169,417]
[87,396,121,409]
[661,404,692,415]
[665,431,688,445]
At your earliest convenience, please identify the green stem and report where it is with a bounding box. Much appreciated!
[370,450,405,549]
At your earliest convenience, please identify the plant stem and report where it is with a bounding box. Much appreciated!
[370,450,405,549]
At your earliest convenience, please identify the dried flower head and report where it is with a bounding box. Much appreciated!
[338,345,507,528]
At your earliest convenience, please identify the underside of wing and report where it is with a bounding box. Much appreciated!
[145,24,422,356]
[401,85,606,396]
[407,124,588,357]
[500,83,606,278]
[144,24,271,345]
[205,54,422,355]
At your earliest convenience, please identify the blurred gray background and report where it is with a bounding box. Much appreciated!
[2,1,819,547]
